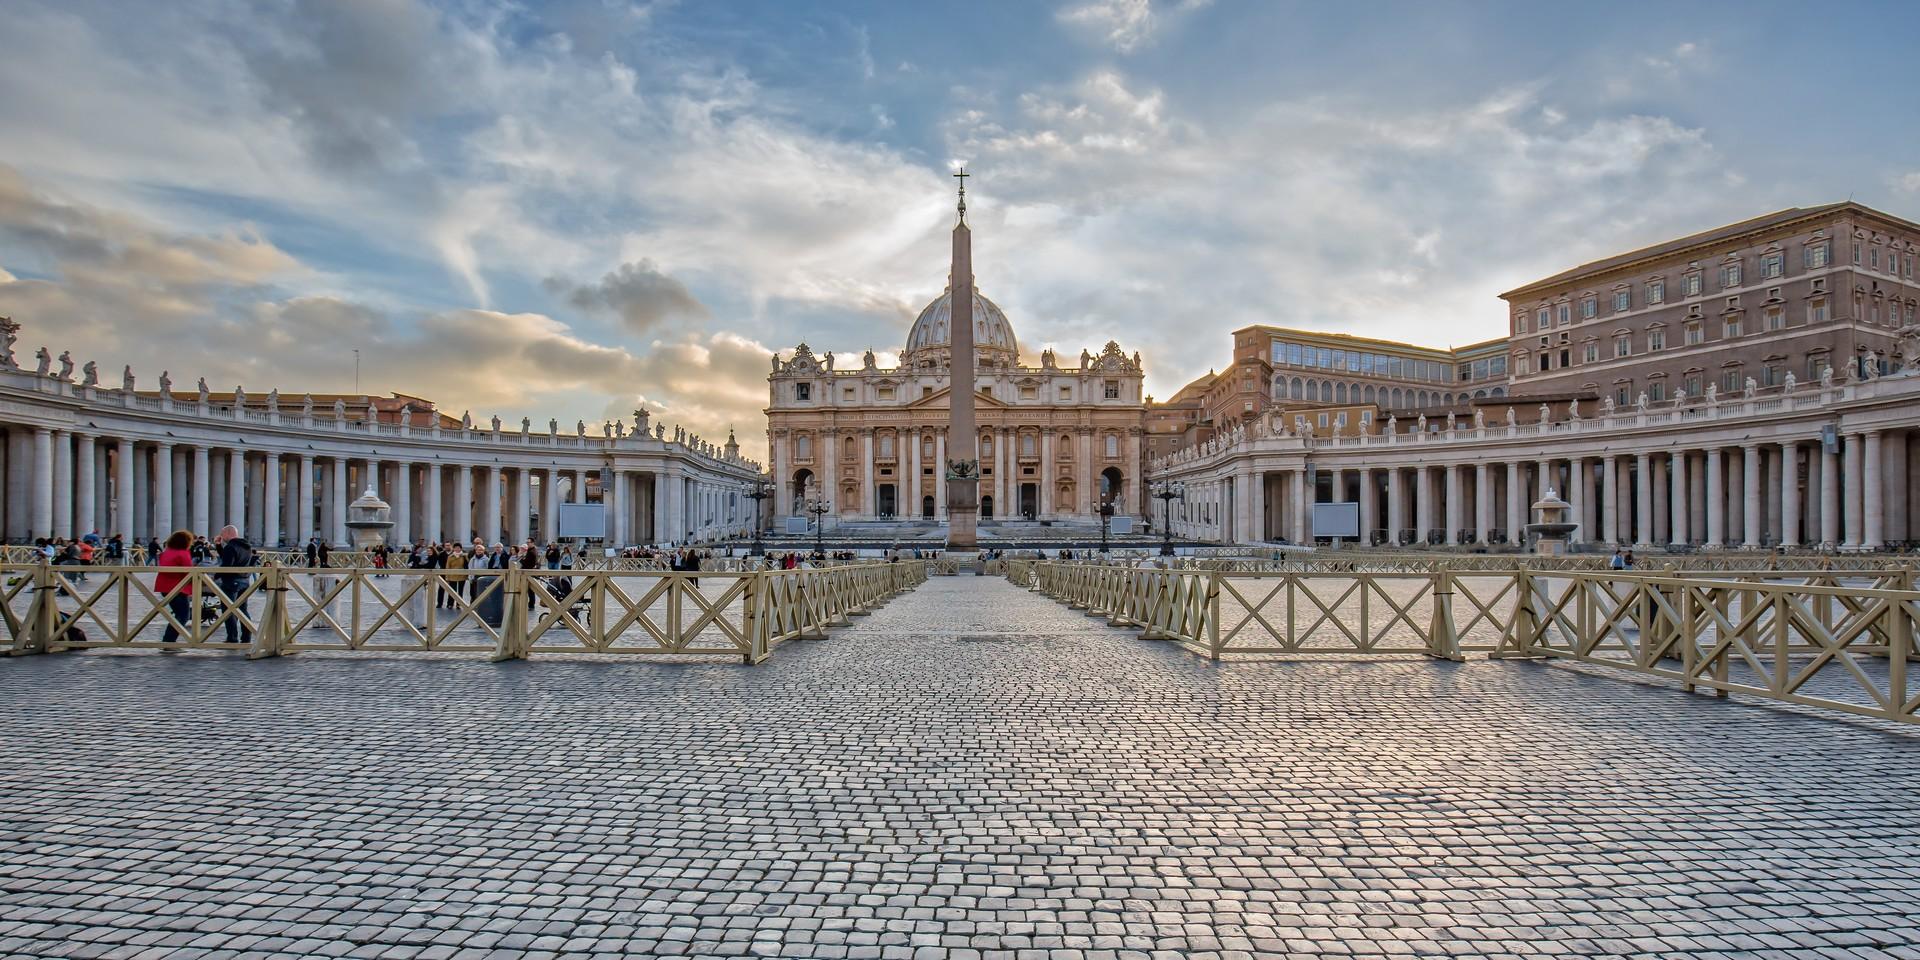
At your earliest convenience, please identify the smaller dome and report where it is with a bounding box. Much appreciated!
[903,284,1019,362]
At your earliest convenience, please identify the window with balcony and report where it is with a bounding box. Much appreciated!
[1615,383,1632,406]
[1720,369,1742,393]
[1805,353,1828,380]
[1683,373,1702,396]
[1648,381,1667,402]
[1762,364,1783,387]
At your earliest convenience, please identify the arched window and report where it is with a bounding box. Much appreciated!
[1290,378,1303,400]
[1363,385,1375,403]
[1104,433,1119,457]
[1319,382,1332,402]
[1021,433,1035,456]
[796,434,812,459]
[1335,382,1348,403]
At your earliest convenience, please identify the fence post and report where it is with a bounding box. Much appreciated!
[1425,567,1464,661]
[492,567,529,662]
[743,572,767,665]
[247,565,291,660]
[1497,568,1539,658]
[1205,570,1222,660]
[1887,589,1911,723]
[11,561,57,656]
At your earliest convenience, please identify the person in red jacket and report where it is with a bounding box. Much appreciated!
[153,529,197,644]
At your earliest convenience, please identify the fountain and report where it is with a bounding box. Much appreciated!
[1525,488,1579,556]
[345,485,395,550]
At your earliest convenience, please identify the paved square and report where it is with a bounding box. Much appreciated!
[3,576,1918,959]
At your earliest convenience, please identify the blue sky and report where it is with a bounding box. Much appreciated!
[1,0,1916,460]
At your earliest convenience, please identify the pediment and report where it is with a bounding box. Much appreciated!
[905,386,1011,410]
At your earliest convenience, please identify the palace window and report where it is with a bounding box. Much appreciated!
[1021,434,1035,456]
[796,435,812,459]
[843,387,855,400]
[1763,364,1783,387]
[1648,381,1666,402]
[1720,261,1742,288]
[1615,382,1632,406]
[1647,279,1665,304]
[1647,329,1666,351]
[1103,380,1120,399]
[1684,373,1702,396]
[878,386,895,401]
[1684,323,1703,346]
[1724,317,1742,338]
[1614,335,1631,358]
[1683,272,1703,297]
[1806,353,1829,380]
[1019,385,1036,400]
[1613,289,1630,312]
[1105,434,1119,457]
[1583,342,1599,363]
[1059,386,1072,400]
[1534,307,1548,331]
[1764,306,1784,331]
[1809,297,1829,324]
[1805,241,1830,268]
[1720,368,1742,393]
[879,435,894,457]
[1761,252,1784,279]
[1581,296,1597,319]
[1557,304,1571,326]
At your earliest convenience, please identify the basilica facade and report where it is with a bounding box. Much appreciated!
[766,258,1148,526]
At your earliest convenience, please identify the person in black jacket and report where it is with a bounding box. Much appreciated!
[214,525,255,644]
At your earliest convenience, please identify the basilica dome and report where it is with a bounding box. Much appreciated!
[903,283,1020,365]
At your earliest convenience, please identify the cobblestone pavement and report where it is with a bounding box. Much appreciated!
[2,576,1918,960]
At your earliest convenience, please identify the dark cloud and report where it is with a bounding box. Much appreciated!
[545,259,711,334]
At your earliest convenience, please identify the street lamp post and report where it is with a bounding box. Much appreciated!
[803,486,831,558]
[745,481,773,557]
[1099,500,1114,555]
[1152,478,1186,557]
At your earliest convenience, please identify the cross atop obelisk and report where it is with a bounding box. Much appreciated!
[945,166,979,550]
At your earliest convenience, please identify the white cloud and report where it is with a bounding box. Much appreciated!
[1895,171,1920,195]
[1056,0,1212,54]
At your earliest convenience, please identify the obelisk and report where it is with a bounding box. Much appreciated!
[945,168,980,550]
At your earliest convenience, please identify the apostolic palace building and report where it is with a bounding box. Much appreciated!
[0,199,1917,553]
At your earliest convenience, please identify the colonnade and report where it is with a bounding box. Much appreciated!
[1190,431,1914,550]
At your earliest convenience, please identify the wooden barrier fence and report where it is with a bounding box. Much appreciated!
[1023,561,1919,725]
[3,560,927,664]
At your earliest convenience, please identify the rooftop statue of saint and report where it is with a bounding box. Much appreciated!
[81,361,98,387]
[57,350,73,380]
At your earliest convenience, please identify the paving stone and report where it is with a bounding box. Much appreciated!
[0,577,1916,958]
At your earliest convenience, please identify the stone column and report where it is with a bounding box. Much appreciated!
[1536,456,1553,499]
[1573,457,1592,544]
[1036,431,1050,518]
[1864,431,1885,550]
[1634,453,1653,548]
[1507,461,1526,545]
[114,439,134,539]
[1765,446,1783,544]
[769,432,787,517]
[1443,464,1461,546]
[511,467,531,543]
[1474,462,1492,545]
[51,430,73,539]
[608,469,627,545]
[1386,466,1404,546]
[1600,456,1618,545]
[540,467,559,541]
[332,459,350,546]
[1820,442,1840,550]
[1668,450,1689,548]
[860,430,875,519]
[392,460,411,545]
[293,455,313,543]
[1357,467,1376,545]
[451,465,472,543]
[483,466,503,545]
[424,463,442,543]
[995,429,1010,518]
[1842,434,1863,549]
[1076,429,1093,517]
[1740,445,1762,548]
[261,454,280,549]
[1414,465,1432,545]
[74,434,96,537]
[1886,430,1909,544]
[1779,443,1801,548]
[30,428,53,538]
[186,445,207,537]
[224,449,245,532]
[1703,448,1724,549]
[653,470,669,543]
[1289,468,1307,543]
[151,442,174,537]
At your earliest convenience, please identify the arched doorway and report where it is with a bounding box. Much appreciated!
[921,495,935,519]
[1100,467,1124,508]
[790,468,813,513]
[980,495,994,519]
